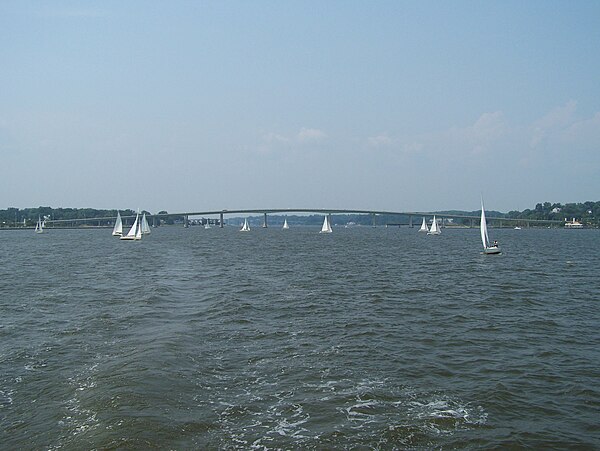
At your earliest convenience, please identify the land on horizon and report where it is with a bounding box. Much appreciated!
[2,200,599,228]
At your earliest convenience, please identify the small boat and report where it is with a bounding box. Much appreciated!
[141,213,151,235]
[240,218,250,232]
[120,213,142,240]
[35,216,44,234]
[564,218,584,229]
[112,212,123,236]
[514,226,521,230]
[427,215,441,235]
[418,217,429,233]
[481,199,501,254]
[204,220,211,229]
[282,218,289,229]
[319,215,332,233]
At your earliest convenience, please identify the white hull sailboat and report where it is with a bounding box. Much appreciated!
[35,216,44,234]
[282,219,289,230]
[418,217,429,233]
[319,215,332,233]
[112,212,123,236]
[481,199,501,254]
[427,215,441,235]
[240,218,250,232]
[120,213,142,240]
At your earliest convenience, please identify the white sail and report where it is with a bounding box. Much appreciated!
[418,217,429,232]
[204,220,211,229]
[35,216,43,234]
[480,201,490,249]
[135,218,143,240]
[127,214,139,237]
[282,219,289,229]
[240,218,250,232]
[427,215,441,235]
[141,213,151,234]
[112,212,123,236]
[320,215,332,233]
[481,198,501,254]
[121,213,140,240]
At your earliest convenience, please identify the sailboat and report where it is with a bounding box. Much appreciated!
[204,220,211,229]
[427,215,441,235]
[282,218,289,229]
[141,213,151,235]
[240,218,250,232]
[112,212,123,236]
[319,215,332,233]
[418,217,429,233]
[120,213,142,240]
[481,199,501,254]
[34,216,44,234]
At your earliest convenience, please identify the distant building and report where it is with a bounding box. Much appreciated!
[565,218,583,229]
[552,207,561,213]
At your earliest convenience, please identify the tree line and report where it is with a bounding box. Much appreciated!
[1,201,598,227]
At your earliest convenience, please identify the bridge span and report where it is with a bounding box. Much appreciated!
[45,208,563,228]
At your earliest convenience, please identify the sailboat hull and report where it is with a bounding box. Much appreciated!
[483,247,501,255]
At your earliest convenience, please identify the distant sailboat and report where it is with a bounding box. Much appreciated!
[427,215,441,235]
[240,218,250,232]
[204,221,211,229]
[120,213,142,240]
[282,218,289,229]
[418,217,429,233]
[320,215,332,233]
[35,216,44,234]
[141,213,151,235]
[481,199,501,254]
[112,212,123,236]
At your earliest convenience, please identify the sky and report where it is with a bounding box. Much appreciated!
[1,0,599,213]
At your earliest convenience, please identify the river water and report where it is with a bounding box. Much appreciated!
[1,225,599,449]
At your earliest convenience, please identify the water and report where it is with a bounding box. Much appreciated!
[1,226,599,449]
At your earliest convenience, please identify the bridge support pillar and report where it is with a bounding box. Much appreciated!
[263,212,268,228]
[409,215,413,228]
[220,212,224,228]
[184,215,189,228]
[372,213,376,227]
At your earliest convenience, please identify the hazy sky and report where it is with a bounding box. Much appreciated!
[1,1,599,213]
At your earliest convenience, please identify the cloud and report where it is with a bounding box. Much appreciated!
[368,133,393,147]
[562,111,600,144]
[253,127,327,154]
[263,132,290,144]
[530,100,576,148]
[448,111,508,154]
[297,127,327,142]
[384,111,507,163]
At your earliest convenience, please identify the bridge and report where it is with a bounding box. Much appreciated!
[43,208,564,228]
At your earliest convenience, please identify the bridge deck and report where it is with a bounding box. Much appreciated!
[44,208,563,225]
